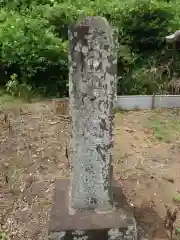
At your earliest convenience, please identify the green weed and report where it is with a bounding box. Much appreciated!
[145,113,180,142]
[0,232,9,240]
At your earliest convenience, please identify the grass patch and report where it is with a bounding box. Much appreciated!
[145,111,180,142]
[173,195,180,202]
[0,232,9,240]
[0,89,26,109]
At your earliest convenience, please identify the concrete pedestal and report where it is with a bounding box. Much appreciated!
[48,179,138,240]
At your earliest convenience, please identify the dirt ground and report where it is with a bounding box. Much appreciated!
[0,100,180,240]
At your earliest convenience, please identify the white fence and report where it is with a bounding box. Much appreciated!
[116,95,180,110]
[55,95,180,112]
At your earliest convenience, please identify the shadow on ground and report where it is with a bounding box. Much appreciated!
[134,205,169,240]
[113,178,169,240]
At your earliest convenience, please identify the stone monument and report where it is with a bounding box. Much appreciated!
[165,30,180,44]
[48,16,137,240]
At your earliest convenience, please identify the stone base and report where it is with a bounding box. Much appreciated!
[48,179,137,240]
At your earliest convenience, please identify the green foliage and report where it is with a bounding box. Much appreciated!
[0,0,54,10]
[173,195,180,202]
[0,0,180,97]
[5,73,32,100]
[0,8,68,97]
[119,1,172,52]
[114,0,175,94]
[0,232,9,240]
[47,0,180,95]
[176,227,180,235]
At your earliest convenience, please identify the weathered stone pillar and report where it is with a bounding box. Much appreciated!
[68,16,117,212]
[48,16,137,240]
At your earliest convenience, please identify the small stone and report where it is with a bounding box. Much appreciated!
[39,164,47,170]
[25,174,39,185]
[124,127,136,133]
[144,128,153,134]
[50,179,55,184]
[3,162,9,168]
[22,207,28,212]
[162,176,174,183]
[1,225,6,229]
[50,121,59,125]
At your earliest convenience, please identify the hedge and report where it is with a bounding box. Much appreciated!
[0,0,180,97]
